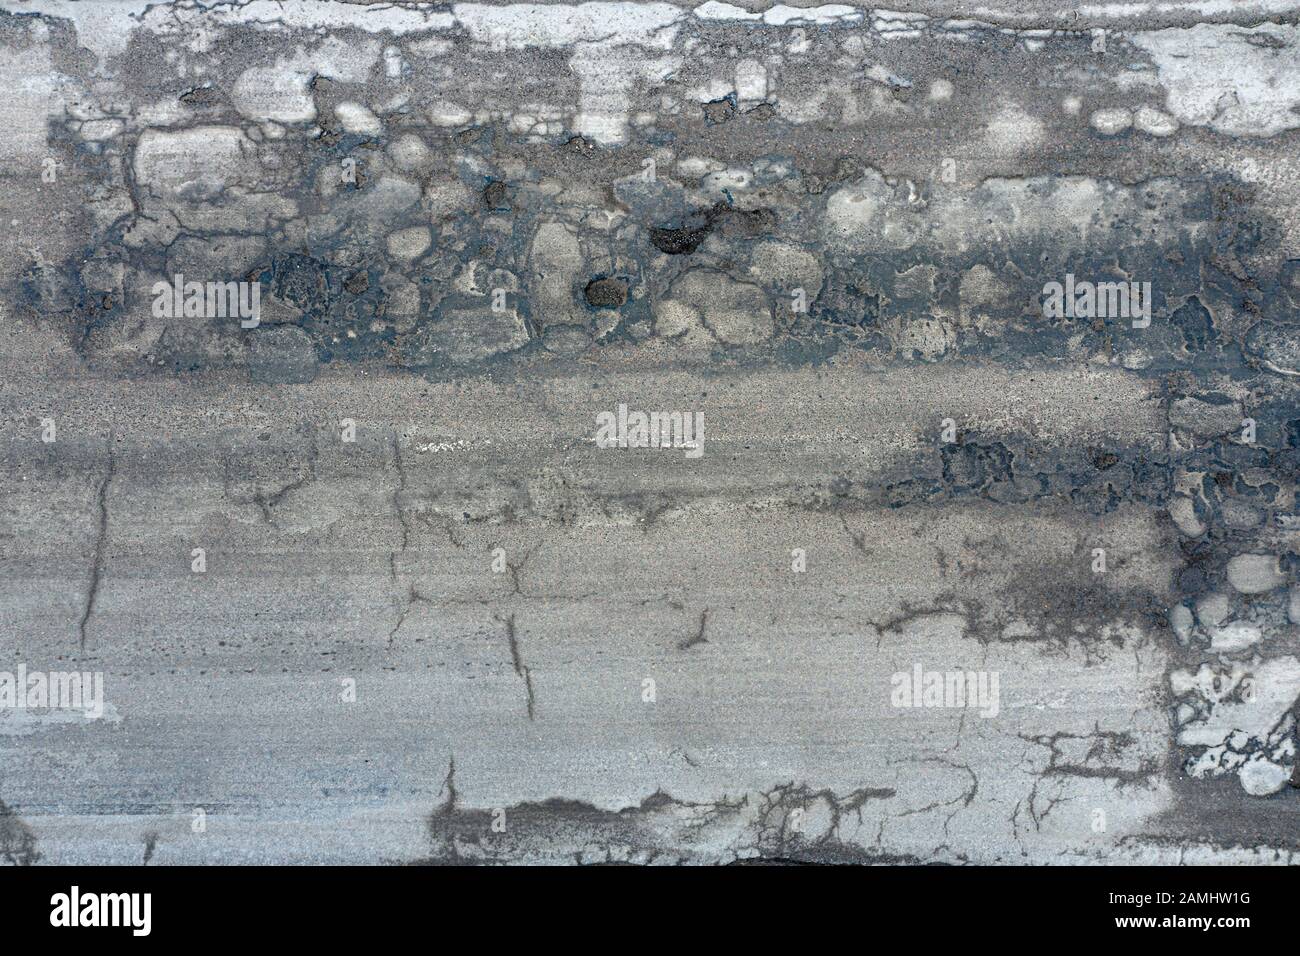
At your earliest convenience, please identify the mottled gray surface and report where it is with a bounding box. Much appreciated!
[0,0,1298,865]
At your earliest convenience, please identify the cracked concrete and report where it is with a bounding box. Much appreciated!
[0,0,1298,864]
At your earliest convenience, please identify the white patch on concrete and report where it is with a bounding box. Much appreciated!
[1131,23,1300,137]
[764,4,862,25]
[12,0,451,66]
[133,126,258,199]
[388,134,432,172]
[1239,756,1290,796]
[570,48,679,144]
[983,103,1045,154]
[387,226,431,262]
[1196,592,1230,629]
[1079,0,1300,19]
[1133,105,1179,136]
[426,103,475,128]
[735,59,768,104]
[334,102,383,136]
[702,168,753,199]
[693,2,864,25]
[230,37,378,125]
[455,2,682,50]
[874,10,929,37]
[0,702,122,736]
[1226,553,1286,594]
[1090,107,1133,135]
[1209,621,1263,654]
[159,0,455,34]
[1168,496,1205,538]
[693,1,760,20]
[0,36,69,169]
[232,68,317,125]
[1173,656,1300,794]
[6,0,155,64]
[826,172,1196,257]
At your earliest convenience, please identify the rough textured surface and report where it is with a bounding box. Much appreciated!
[0,0,1298,865]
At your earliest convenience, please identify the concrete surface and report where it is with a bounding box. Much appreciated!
[0,0,1298,864]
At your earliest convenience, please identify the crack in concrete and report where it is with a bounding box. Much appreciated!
[78,447,115,653]
[677,608,709,650]
[499,612,535,721]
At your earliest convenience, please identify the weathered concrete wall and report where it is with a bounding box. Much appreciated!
[0,0,1297,864]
